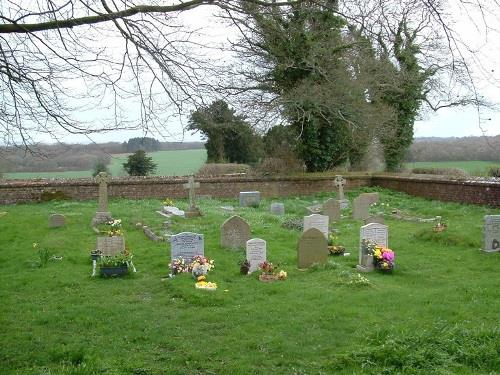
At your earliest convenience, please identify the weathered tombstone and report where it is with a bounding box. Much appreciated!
[306,204,323,215]
[353,195,370,220]
[183,175,202,218]
[357,223,388,272]
[297,228,328,269]
[221,215,250,250]
[49,213,66,228]
[97,236,125,256]
[303,214,329,238]
[483,215,500,253]
[246,238,267,273]
[239,191,261,207]
[362,192,380,205]
[93,172,112,225]
[334,175,349,209]
[170,232,204,262]
[270,203,285,215]
[323,198,341,222]
[364,215,385,225]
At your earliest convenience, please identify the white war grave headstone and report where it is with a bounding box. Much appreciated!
[246,238,267,273]
[357,223,388,272]
[303,214,329,239]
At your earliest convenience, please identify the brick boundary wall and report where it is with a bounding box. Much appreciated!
[0,174,498,207]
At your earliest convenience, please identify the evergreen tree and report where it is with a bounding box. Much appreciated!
[122,150,157,176]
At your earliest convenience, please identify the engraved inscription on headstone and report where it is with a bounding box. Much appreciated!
[170,232,204,262]
[221,215,250,250]
[303,214,329,238]
[483,215,500,253]
[97,236,125,257]
[246,238,267,273]
[359,222,388,265]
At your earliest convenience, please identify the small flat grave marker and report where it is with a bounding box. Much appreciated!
[246,238,267,273]
[221,215,250,250]
[483,215,500,253]
[49,213,66,228]
[239,191,261,207]
[303,214,329,238]
[297,228,328,269]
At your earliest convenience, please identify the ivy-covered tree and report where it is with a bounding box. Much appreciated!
[122,150,157,176]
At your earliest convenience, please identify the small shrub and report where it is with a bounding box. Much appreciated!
[411,167,469,178]
[196,163,250,177]
[92,159,110,177]
[487,166,500,177]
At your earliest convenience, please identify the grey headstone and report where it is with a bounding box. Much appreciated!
[97,236,125,257]
[359,222,388,262]
[306,204,323,214]
[297,228,328,269]
[270,203,285,215]
[333,175,346,200]
[364,215,385,225]
[323,199,341,222]
[49,213,66,228]
[483,215,500,253]
[353,195,370,219]
[221,215,250,250]
[183,175,200,211]
[246,238,267,273]
[239,191,261,207]
[303,214,329,238]
[170,232,204,262]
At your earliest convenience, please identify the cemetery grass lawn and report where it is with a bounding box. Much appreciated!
[405,160,500,176]
[0,188,498,374]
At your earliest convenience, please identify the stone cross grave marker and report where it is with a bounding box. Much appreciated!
[170,232,204,263]
[483,215,500,253]
[239,191,261,207]
[297,228,328,269]
[221,215,250,250]
[323,198,341,222]
[49,213,66,228]
[93,172,112,224]
[334,175,349,209]
[303,214,329,239]
[270,203,285,215]
[183,175,200,210]
[246,238,267,273]
[357,223,388,272]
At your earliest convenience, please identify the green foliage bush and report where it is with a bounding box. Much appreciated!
[122,150,157,176]
[91,159,110,177]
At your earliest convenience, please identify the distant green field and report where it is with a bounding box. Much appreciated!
[5,149,207,179]
[405,160,500,175]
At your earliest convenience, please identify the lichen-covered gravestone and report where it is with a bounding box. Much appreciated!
[97,236,125,256]
[483,215,500,253]
[303,214,329,238]
[357,223,388,272]
[49,213,66,228]
[246,238,267,273]
[297,228,328,269]
[183,175,202,218]
[323,198,341,222]
[221,215,250,250]
[170,232,204,263]
[92,172,112,225]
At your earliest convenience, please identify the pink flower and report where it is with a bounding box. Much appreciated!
[382,250,394,262]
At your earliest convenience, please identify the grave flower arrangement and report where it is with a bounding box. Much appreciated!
[190,255,215,278]
[98,250,133,268]
[370,243,395,272]
[105,219,123,236]
[258,261,287,282]
[327,233,345,256]
[169,257,189,275]
[195,275,217,291]
[162,198,174,206]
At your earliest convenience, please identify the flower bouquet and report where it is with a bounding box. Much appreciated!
[327,233,345,256]
[105,219,123,236]
[195,275,217,291]
[189,255,215,278]
[371,245,395,273]
[169,257,189,276]
[258,261,287,282]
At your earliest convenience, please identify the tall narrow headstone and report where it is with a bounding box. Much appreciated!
[246,238,267,273]
[297,228,328,269]
[334,175,349,209]
[483,215,500,253]
[183,175,202,217]
[303,214,329,238]
[170,232,204,262]
[93,172,112,225]
[221,215,250,250]
[323,199,341,222]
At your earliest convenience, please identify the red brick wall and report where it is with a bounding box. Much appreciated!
[1,174,498,207]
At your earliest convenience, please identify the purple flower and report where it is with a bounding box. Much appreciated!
[382,250,394,262]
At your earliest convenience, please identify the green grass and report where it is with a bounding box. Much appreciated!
[4,149,207,179]
[0,188,499,374]
[405,160,500,176]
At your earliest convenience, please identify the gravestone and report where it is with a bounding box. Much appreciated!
[270,203,285,215]
[97,236,125,256]
[352,195,370,219]
[170,232,204,262]
[297,228,328,269]
[183,175,202,218]
[306,204,323,215]
[239,191,261,207]
[49,213,66,228]
[303,214,329,238]
[362,192,380,205]
[93,172,112,225]
[220,215,250,249]
[357,223,388,272]
[364,215,385,225]
[483,215,500,253]
[334,175,349,209]
[323,198,341,222]
[246,238,267,273]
